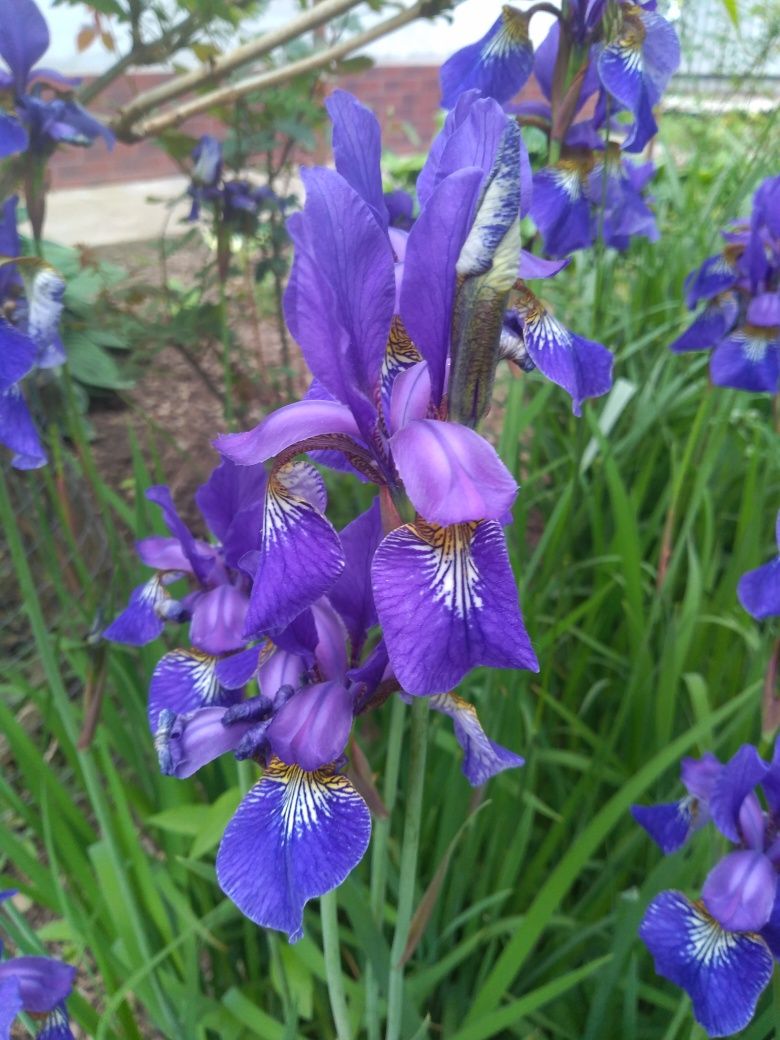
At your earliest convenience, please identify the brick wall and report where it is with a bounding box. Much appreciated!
[48,66,543,189]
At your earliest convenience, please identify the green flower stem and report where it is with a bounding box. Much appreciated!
[773,968,780,1039]
[366,695,407,1040]
[321,888,352,1040]
[218,275,235,429]
[385,697,429,1040]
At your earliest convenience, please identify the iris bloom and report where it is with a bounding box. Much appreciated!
[440,5,534,109]
[738,511,780,620]
[670,175,780,395]
[0,892,76,1039]
[635,741,780,1036]
[0,195,66,468]
[0,0,113,158]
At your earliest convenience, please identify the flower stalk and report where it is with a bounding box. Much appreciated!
[321,889,353,1040]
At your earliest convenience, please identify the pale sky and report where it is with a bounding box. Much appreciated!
[38,0,557,73]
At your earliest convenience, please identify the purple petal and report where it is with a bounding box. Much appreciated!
[327,498,382,654]
[0,956,75,1013]
[0,977,22,1037]
[515,292,614,415]
[419,93,506,207]
[429,691,524,785]
[103,576,174,646]
[519,251,570,280]
[760,887,780,958]
[310,599,348,681]
[681,752,722,802]
[710,744,768,843]
[738,557,780,620]
[702,850,777,932]
[189,584,249,655]
[326,90,387,228]
[0,112,27,158]
[632,800,695,854]
[748,292,780,327]
[0,384,46,469]
[148,649,241,730]
[0,323,36,391]
[31,1002,74,1040]
[267,680,354,771]
[216,760,371,941]
[400,168,484,405]
[440,9,533,109]
[391,419,517,525]
[155,705,254,779]
[135,536,192,573]
[216,645,263,690]
[710,330,779,393]
[243,463,344,636]
[684,255,738,308]
[195,458,267,545]
[669,294,739,353]
[259,646,307,701]
[215,398,363,466]
[372,520,538,696]
[0,0,50,90]
[531,165,593,257]
[640,891,773,1037]
[388,361,432,434]
[146,485,216,586]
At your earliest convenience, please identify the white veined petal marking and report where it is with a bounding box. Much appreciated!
[264,758,356,841]
[263,480,310,549]
[735,331,771,364]
[482,6,529,61]
[683,901,741,967]
[173,649,222,704]
[411,522,484,619]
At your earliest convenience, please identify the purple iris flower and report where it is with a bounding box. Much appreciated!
[738,511,780,620]
[670,176,780,394]
[636,740,780,1036]
[104,460,269,727]
[440,6,534,109]
[0,0,113,157]
[187,134,223,220]
[0,892,76,1039]
[0,195,67,469]
[216,90,540,696]
[596,0,680,153]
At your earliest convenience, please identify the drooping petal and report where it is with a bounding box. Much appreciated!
[326,90,387,229]
[155,705,256,779]
[738,557,780,620]
[148,649,241,730]
[0,0,50,90]
[189,584,249,655]
[640,891,773,1037]
[391,419,517,525]
[518,252,570,280]
[372,520,538,696]
[702,850,777,932]
[709,744,768,843]
[103,575,182,646]
[429,691,524,785]
[0,384,46,469]
[684,254,739,308]
[266,680,354,771]
[216,644,263,689]
[669,293,739,353]
[243,462,345,636]
[710,330,779,394]
[216,759,371,941]
[513,288,614,415]
[632,800,697,854]
[328,498,382,654]
[400,167,483,405]
[32,1002,74,1040]
[0,956,75,1014]
[531,163,593,256]
[440,7,533,109]
[215,398,363,466]
[0,322,36,391]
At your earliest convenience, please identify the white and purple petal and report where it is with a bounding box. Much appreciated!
[372,520,538,696]
[710,329,780,394]
[32,1003,74,1040]
[216,759,371,941]
[148,649,241,730]
[640,891,773,1036]
[439,8,533,109]
[430,691,524,786]
[531,164,593,257]
[155,705,255,779]
[632,799,695,854]
[103,575,179,646]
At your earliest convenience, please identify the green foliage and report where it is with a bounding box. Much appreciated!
[1,108,779,1040]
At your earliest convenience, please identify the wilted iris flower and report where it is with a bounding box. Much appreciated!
[0,195,66,469]
[738,511,780,620]
[670,175,780,394]
[634,742,780,1036]
[0,891,76,1039]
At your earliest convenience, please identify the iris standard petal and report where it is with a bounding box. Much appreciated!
[702,850,777,932]
[709,744,768,843]
[195,458,267,545]
[243,462,345,636]
[0,0,50,90]
[328,498,383,654]
[135,536,192,573]
[266,680,354,771]
[439,7,533,109]
[0,955,75,1013]
[216,759,371,941]
[391,419,517,525]
[189,584,249,655]
[146,485,216,586]
[429,691,524,785]
[326,90,387,229]
[148,649,241,730]
[640,891,773,1038]
[372,520,538,696]
[681,753,722,802]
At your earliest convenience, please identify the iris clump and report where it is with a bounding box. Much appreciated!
[105,84,618,943]
[634,743,780,1036]
[0,194,66,469]
[441,0,679,255]
[0,891,77,1039]
[670,174,780,394]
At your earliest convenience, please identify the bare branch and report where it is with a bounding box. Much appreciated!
[126,0,450,141]
[111,0,368,135]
